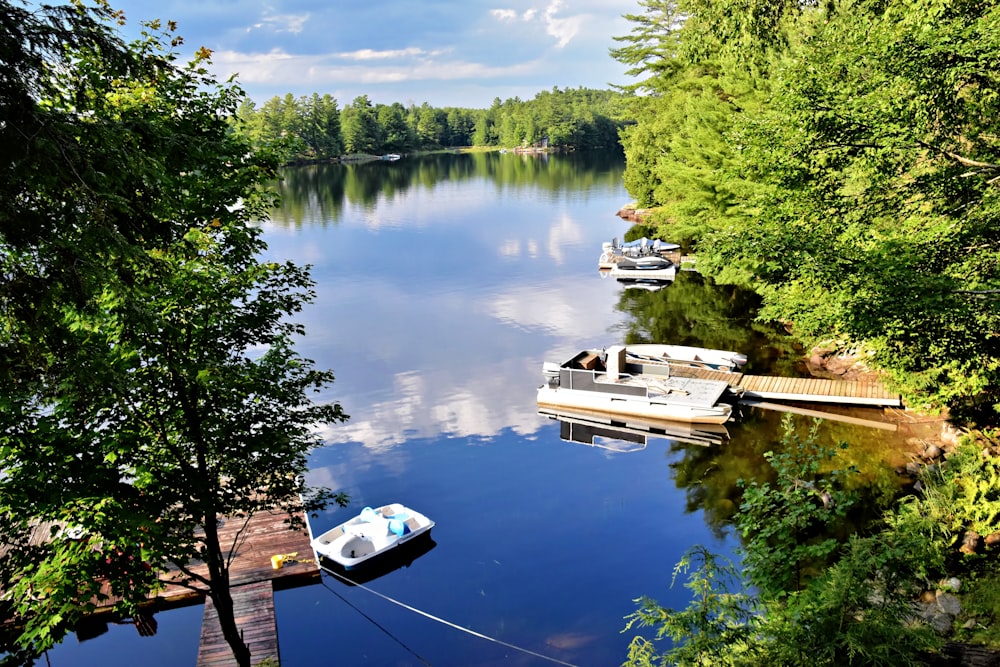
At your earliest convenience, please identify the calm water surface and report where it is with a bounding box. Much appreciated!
[48,152,905,666]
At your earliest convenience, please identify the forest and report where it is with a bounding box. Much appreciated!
[233,87,627,159]
[613,1,1000,665]
[610,0,1000,424]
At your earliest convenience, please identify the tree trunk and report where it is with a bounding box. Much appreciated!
[210,586,252,667]
[203,519,251,667]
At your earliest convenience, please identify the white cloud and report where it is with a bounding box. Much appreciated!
[212,48,538,87]
[338,47,442,61]
[489,1,581,48]
[490,8,518,22]
[543,0,581,48]
[249,12,309,34]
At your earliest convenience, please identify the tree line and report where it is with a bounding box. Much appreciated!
[234,87,627,159]
[611,0,1000,421]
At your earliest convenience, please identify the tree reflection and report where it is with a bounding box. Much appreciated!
[267,151,626,227]
[615,274,914,535]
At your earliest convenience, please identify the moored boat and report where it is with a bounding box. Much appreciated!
[311,503,434,570]
[625,343,747,372]
[537,346,740,425]
[598,237,680,269]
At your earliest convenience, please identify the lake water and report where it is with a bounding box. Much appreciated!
[46,151,907,666]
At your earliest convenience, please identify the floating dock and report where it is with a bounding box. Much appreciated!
[666,365,901,407]
[0,509,319,667]
[186,510,318,667]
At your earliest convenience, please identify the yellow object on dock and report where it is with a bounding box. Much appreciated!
[270,552,299,570]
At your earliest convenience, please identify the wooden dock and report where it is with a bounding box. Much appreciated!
[665,365,902,407]
[197,580,277,667]
[3,509,319,666]
[182,510,319,667]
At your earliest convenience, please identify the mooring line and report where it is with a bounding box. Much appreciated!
[319,563,580,667]
[321,577,432,666]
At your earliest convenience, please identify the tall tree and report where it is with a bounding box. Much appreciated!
[302,92,344,158]
[0,3,347,664]
[341,94,380,154]
[377,102,413,153]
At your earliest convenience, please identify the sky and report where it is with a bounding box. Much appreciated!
[98,0,641,109]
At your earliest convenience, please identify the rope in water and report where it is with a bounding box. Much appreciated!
[320,577,432,666]
[319,563,581,667]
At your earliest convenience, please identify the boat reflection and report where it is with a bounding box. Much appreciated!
[318,534,437,586]
[539,407,730,451]
[616,278,674,292]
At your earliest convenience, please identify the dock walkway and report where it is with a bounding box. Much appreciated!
[3,509,319,666]
[186,510,318,667]
[666,365,902,407]
[197,580,277,667]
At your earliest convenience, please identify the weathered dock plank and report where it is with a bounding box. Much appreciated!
[657,362,899,407]
[739,374,901,407]
[2,509,319,667]
[197,580,278,667]
[157,509,319,604]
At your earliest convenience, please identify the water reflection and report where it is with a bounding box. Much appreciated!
[539,407,731,450]
[318,536,437,586]
[264,152,916,490]
[264,154,634,454]
[269,152,627,228]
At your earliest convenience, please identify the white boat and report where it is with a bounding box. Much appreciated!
[311,503,434,569]
[625,343,747,372]
[537,346,740,425]
[599,237,680,269]
[607,263,677,281]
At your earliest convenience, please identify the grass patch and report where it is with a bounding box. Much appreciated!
[956,567,1000,647]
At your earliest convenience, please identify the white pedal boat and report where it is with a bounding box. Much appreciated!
[311,503,434,570]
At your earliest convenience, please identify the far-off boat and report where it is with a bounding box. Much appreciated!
[598,237,680,269]
[537,346,742,425]
[599,237,680,281]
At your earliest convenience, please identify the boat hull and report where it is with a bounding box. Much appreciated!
[311,503,434,570]
[607,265,677,281]
[537,385,733,425]
[625,343,747,371]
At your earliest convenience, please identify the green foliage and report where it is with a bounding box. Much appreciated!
[624,546,760,666]
[611,0,1000,416]
[957,569,1000,646]
[756,531,938,667]
[0,4,348,664]
[341,94,380,155]
[625,421,941,666]
[234,86,627,161]
[737,417,857,597]
[891,439,1000,557]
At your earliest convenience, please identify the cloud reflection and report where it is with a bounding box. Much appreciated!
[309,276,620,451]
[262,156,628,452]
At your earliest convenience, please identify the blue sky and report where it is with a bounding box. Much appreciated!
[101,0,640,109]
